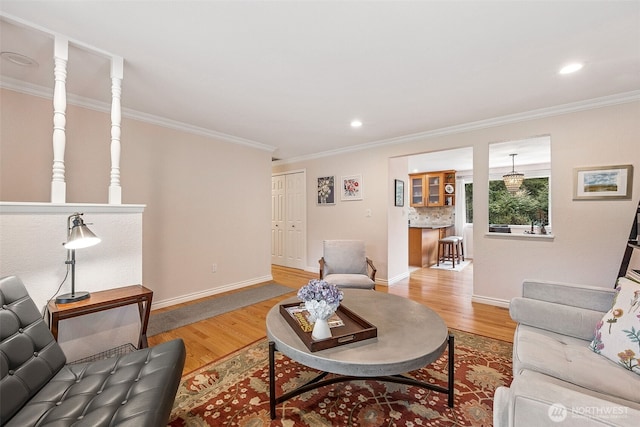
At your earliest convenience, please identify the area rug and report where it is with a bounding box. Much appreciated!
[147,283,293,336]
[169,329,512,426]
[430,260,471,272]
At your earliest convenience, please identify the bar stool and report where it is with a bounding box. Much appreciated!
[437,236,464,267]
[453,236,464,261]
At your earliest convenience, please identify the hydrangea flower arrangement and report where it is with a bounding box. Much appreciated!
[297,279,343,305]
[297,279,343,322]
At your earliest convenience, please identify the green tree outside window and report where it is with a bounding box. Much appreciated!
[465,177,549,225]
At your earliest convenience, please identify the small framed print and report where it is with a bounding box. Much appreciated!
[317,176,335,205]
[341,174,363,201]
[394,179,404,207]
[573,165,633,200]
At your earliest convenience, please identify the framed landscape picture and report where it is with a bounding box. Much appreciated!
[317,176,335,205]
[341,174,363,201]
[573,164,633,200]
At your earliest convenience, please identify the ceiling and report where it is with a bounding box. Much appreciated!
[1,1,639,163]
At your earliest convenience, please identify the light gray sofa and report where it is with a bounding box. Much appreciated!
[493,280,640,426]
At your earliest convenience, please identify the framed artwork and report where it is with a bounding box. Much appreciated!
[317,176,335,205]
[394,179,404,207]
[341,174,363,201]
[573,164,633,200]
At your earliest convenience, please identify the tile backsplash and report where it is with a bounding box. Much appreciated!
[408,206,455,225]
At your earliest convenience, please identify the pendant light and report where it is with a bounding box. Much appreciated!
[503,154,524,194]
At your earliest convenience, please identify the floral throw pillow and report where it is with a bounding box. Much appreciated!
[590,277,640,375]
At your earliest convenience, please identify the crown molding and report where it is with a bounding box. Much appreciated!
[273,90,640,166]
[3,76,637,162]
[0,77,276,153]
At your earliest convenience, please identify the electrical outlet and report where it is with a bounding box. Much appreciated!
[212,263,217,273]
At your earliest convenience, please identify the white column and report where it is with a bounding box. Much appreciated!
[109,56,123,204]
[51,37,68,203]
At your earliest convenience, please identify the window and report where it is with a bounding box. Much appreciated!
[488,177,549,225]
[465,177,549,226]
[470,135,552,233]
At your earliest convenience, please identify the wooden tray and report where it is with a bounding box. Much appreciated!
[279,302,377,352]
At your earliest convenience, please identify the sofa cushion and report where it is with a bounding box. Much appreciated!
[589,277,640,376]
[5,338,186,427]
[0,276,67,422]
[513,324,640,404]
[510,297,605,341]
[322,240,368,276]
[323,273,375,289]
[503,370,640,426]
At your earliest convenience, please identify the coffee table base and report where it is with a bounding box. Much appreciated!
[268,334,455,420]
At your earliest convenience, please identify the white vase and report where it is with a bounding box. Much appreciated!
[304,299,339,340]
[311,317,332,340]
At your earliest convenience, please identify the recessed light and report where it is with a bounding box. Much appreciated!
[350,120,363,128]
[559,62,583,75]
[0,51,39,67]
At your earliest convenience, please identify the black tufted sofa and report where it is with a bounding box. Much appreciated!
[0,276,186,426]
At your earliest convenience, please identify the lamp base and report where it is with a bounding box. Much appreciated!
[55,291,90,304]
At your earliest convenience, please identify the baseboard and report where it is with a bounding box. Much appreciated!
[471,294,510,308]
[152,275,274,309]
[386,271,410,286]
[304,266,318,275]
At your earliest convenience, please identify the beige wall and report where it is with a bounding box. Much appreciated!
[1,88,273,306]
[273,101,640,304]
[2,87,639,307]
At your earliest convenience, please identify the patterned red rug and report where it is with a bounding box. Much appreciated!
[169,329,512,426]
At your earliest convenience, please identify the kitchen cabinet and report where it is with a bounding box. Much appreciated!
[409,174,426,207]
[409,170,455,207]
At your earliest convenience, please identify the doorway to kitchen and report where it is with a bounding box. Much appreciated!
[406,147,475,267]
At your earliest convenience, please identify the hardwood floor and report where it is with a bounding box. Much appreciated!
[148,262,516,374]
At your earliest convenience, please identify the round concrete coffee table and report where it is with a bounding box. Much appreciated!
[266,289,454,419]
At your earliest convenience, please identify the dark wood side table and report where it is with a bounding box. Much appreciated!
[47,285,153,349]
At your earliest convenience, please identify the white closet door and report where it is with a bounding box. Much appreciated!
[271,172,306,269]
[271,175,286,265]
[285,172,306,269]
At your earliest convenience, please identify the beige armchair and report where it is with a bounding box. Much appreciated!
[318,240,376,289]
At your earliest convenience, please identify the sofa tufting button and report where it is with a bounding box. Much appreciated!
[8,370,14,375]
[2,305,7,309]
[56,402,62,406]
[96,390,102,394]
[111,371,116,375]
[34,352,38,357]
[121,400,127,405]
[18,328,23,333]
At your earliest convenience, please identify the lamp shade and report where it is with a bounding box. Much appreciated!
[64,216,101,249]
[503,154,524,194]
[503,171,525,193]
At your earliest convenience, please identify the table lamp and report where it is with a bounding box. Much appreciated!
[55,213,101,303]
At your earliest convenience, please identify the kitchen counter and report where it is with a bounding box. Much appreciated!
[409,226,453,267]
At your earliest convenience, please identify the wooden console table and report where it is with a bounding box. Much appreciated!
[47,285,153,349]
